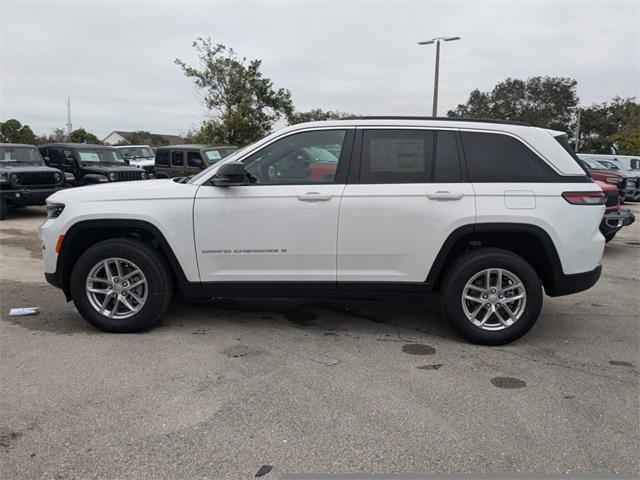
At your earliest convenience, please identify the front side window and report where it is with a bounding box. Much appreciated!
[461,131,557,182]
[243,129,346,184]
[155,150,169,167]
[361,129,434,184]
[187,151,203,168]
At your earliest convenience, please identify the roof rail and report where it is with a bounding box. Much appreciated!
[338,116,532,127]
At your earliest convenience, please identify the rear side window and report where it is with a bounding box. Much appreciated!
[361,129,434,183]
[155,150,169,167]
[461,132,557,182]
[171,151,184,166]
[434,131,462,182]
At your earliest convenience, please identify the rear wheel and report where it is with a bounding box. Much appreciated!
[441,248,543,345]
[70,238,173,332]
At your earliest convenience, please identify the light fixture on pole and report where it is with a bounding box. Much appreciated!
[418,36,461,117]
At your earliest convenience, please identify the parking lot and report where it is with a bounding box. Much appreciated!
[1,205,638,478]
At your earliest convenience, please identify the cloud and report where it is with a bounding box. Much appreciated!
[1,0,638,138]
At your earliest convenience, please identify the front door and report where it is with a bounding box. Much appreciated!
[194,128,353,283]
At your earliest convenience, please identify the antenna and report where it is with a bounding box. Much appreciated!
[66,97,73,137]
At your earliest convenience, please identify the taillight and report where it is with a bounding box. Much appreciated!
[562,191,605,205]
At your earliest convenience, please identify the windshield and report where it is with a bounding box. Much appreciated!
[0,146,44,165]
[119,147,154,159]
[203,147,239,164]
[188,144,255,183]
[596,160,620,170]
[78,149,124,164]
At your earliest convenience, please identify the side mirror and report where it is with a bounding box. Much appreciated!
[211,162,246,187]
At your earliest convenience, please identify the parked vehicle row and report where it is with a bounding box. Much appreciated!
[596,179,635,242]
[578,154,640,202]
[40,117,611,345]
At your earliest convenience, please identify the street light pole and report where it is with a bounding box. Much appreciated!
[433,40,440,117]
[418,36,461,117]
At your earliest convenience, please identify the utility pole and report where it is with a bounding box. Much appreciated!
[66,97,73,138]
[418,36,461,117]
[574,109,581,153]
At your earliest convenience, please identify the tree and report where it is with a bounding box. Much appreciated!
[448,76,579,133]
[0,119,37,144]
[287,108,356,125]
[175,37,293,146]
[578,97,639,154]
[121,131,170,147]
[35,127,68,144]
[68,128,102,144]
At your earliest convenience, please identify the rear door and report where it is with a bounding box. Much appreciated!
[185,151,205,176]
[337,128,476,284]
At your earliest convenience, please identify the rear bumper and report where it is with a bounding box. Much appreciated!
[546,264,602,297]
[600,209,636,236]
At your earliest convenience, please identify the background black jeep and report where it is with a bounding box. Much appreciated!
[39,143,150,186]
[0,143,65,220]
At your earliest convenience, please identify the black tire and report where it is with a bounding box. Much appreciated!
[70,238,173,332]
[604,232,616,243]
[0,197,7,220]
[440,248,543,345]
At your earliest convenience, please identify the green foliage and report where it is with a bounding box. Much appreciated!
[175,37,293,146]
[68,128,102,144]
[121,131,170,147]
[578,97,639,154]
[287,109,355,125]
[0,119,37,144]
[448,76,579,132]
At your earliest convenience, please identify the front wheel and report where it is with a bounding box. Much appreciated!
[70,238,173,332]
[440,248,543,345]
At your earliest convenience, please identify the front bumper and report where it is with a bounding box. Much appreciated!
[1,187,63,206]
[600,208,636,236]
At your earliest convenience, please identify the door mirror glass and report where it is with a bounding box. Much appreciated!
[211,162,246,186]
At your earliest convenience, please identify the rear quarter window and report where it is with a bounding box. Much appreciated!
[461,131,558,182]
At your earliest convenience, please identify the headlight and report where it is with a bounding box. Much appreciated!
[108,172,118,181]
[54,172,63,184]
[605,177,621,185]
[46,203,65,218]
[140,172,148,179]
[10,173,21,186]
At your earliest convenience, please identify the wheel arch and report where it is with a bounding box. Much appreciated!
[56,219,194,300]
[426,223,564,296]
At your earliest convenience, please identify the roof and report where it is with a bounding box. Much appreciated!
[105,131,184,145]
[342,116,532,126]
[0,143,38,148]
[155,144,238,150]
[39,143,117,149]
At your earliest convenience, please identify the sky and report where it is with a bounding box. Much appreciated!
[1,0,639,140]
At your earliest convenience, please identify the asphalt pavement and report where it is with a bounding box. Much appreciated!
[1,204,638,479]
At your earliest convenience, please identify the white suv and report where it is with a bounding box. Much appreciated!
[39,118,605,344]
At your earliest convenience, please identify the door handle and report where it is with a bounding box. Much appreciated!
[297,192,333,202]
[427,191,464,201]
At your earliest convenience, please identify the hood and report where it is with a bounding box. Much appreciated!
[81,164,142,174]
[0,164,61,174]
[47,178,197,204]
